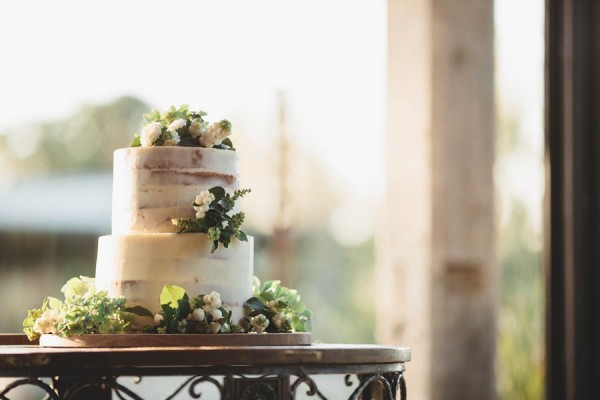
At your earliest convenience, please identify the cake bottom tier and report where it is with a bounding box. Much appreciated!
[95,233,254,325]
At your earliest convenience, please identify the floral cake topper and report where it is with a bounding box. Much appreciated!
[131,105,234,150]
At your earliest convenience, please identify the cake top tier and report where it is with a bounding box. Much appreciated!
[112,146,240,235]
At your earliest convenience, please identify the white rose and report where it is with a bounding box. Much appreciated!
[211,309,223,320]
[168,118,187,132]
[195,209,206,219]
[140,122,163,147]
[203,304,213,313]
[191,308,205,322]
[210,321,222,334]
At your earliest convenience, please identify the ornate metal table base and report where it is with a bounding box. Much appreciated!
[0,369,407,400]
[0,341,410,400]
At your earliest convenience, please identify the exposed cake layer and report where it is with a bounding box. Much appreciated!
[95,233,254,323]
[112,147,239,234]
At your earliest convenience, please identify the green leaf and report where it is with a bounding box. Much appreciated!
[47,296,63,311]
[125,306,155,318]
[221,137,235,150]
[259,292,275,302]
[244,297,266,313]
[175,298,191,321]
[237,230,248,242]
[209,186,226,201]
[160,285,187,309]
[131,135,141,147]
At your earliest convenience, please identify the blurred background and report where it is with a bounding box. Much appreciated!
[0,0,543,398]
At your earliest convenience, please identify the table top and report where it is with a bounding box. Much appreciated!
[0,334,411,376]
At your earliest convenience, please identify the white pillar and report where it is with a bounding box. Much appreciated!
[377,1,496,399]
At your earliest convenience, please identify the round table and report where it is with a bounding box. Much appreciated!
[0,335,411,400]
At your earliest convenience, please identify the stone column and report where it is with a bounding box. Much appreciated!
[376,1,496,399]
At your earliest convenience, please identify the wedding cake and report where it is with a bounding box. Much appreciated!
[94,107,253,322]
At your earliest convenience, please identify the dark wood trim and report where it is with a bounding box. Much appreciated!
[545,1,600,399]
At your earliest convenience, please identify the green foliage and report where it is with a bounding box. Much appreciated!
[22,276,136,341]
[153,285,234,334]
[22,300,46,341]
[242,278,313,333]
[172,186,251,253]
[497,202,544,400]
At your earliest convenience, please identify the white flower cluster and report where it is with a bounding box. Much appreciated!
[33,310,64,335]
[140,118,185,147]
[61,275,96,300]
[251,314,270,333]
[190,291,225,334]
[140,122,163,147]
[199,120,231,148]
[193,190,215,218]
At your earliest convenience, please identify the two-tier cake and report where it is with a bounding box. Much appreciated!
[94,108,253,322]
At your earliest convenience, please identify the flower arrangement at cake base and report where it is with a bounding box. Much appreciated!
[23,276,312,348]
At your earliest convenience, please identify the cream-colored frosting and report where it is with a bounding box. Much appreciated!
[112,147,239,234]
[95,233,254,322]
[95,146,254,327]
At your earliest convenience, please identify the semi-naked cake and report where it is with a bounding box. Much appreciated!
[95,146,254,322]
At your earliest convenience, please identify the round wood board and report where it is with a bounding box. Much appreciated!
[39,333,312,348]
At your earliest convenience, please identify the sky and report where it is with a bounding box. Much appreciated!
[0,0,544,242]
[0,0,387,198]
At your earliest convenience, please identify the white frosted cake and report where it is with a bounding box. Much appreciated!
[95,146,254,322]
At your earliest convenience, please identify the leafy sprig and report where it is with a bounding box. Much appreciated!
[172,186,251,252]
[22,276,148,341]
[243,278,313,333]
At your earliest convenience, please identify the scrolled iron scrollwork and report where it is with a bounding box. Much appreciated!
[59,376,143,400]
[344,374,355,387]
[289,374,328,399]
[187,375,225,399]
[348,373,395,400]
[0,378,59,400]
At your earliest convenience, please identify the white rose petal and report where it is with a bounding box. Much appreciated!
[203,304,213,313]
